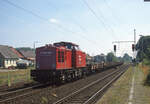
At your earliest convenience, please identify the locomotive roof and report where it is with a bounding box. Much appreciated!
[53,41,79,47]
[36,42,79,51]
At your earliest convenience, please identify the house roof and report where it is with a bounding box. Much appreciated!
[11,47,24,58]
[19,50,35,58]
[0,45,19,59]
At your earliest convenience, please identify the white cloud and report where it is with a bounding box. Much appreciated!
[49,18,59,24]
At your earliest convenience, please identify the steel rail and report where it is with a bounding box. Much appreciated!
[83,68,126,104]
[53,66,127,104]
[0,83,44,103]
[0,81,37,92]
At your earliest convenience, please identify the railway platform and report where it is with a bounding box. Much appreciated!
[96,65,150,104]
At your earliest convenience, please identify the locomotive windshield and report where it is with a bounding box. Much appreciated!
[54,42,80,50]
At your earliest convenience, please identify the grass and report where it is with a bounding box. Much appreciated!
[133,65,150,104]
[0,69,32,86]
[138,63,150,86]
[97,66,133,104]
[97,65,150,104]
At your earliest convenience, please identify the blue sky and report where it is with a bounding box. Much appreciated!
[0,0,150,56]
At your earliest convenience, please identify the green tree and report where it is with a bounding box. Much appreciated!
[122,53,132,63]
[136,36,150,64]
[16,47,35,51]
[106,52,118,62]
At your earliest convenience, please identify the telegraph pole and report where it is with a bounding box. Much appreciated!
[133,29,136,59]
[33,41,40,69]
[134,29,136,44]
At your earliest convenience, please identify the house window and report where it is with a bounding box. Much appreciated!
[6,60,8,64]
[8,60,10,64]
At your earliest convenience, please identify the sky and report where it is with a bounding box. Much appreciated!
[0,0,150,56]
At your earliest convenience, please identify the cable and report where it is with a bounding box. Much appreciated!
[46,0,100,46]
[92,0,117,31]
[2,0,102,54]
[1,0,84,38]
[103,0,121,24]
[81,0,117,40]
[2,0,48,21]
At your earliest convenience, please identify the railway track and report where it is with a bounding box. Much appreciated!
[0,83,45,104]
[0,82,38,93]
[0,64,129,104]
[53,66,127,104]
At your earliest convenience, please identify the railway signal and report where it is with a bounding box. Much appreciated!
[114,45,116,52]
[112,29,136,58]
[132,44,135,52]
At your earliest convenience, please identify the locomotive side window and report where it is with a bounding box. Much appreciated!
[58,50,65,63]
[61,51,64,62]
[58,51,61,62]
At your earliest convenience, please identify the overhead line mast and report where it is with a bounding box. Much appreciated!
[112,29,136,58]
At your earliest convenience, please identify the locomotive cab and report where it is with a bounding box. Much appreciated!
[54,42,86,68]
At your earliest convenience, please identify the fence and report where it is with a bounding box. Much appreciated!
[0,69,31,87]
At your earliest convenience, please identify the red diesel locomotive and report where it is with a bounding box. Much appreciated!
[31,41,123,83]
[31,42,87,82]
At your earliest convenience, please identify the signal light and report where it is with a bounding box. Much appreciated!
[132,44,135,52]
[114,45,116,52]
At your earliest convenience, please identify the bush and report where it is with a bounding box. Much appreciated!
[144,70,150,86]
[143,58,150,66]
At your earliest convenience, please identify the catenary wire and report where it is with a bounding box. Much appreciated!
[2,0,103,54]
[81,0,117,40]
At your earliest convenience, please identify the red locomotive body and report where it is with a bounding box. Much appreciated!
[31,42,87,83]
[36,45,72,70]
[56,47,72,70]
[36,42,86,70]
[36,45,56,70]
[73,50,86,68]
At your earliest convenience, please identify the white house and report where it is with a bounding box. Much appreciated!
[0,45,19,68]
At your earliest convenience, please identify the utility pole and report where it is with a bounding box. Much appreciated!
[33,41,40,69]
[133,29,136,59]
[134,29,136,44]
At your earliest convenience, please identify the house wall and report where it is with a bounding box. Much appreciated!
[4,59,17,68]
[0,53,4,67]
